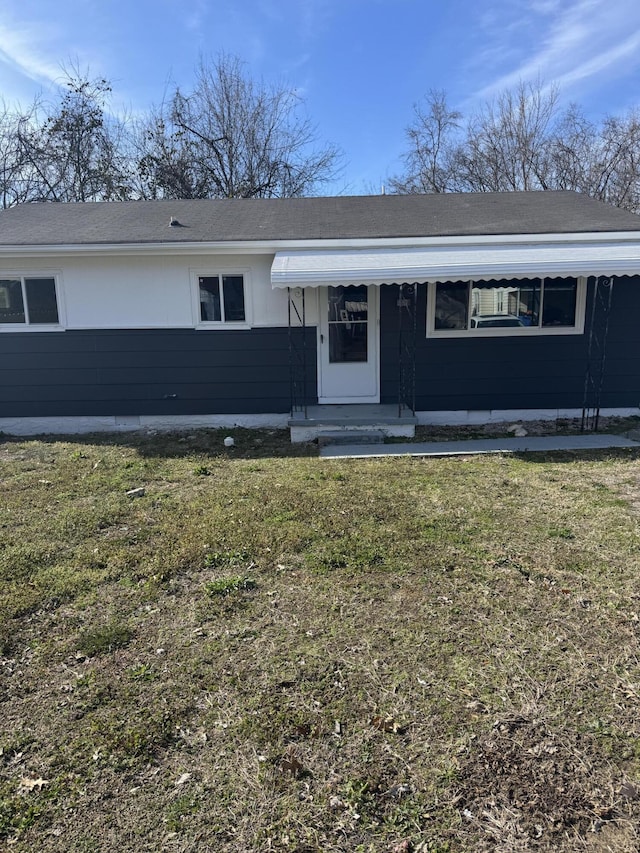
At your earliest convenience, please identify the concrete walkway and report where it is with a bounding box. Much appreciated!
[320,433,640,459]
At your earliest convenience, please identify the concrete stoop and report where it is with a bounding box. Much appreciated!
[289,404,417,444]
[317,430,386,447]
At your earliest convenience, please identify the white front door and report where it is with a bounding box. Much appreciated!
[318,285,379,403]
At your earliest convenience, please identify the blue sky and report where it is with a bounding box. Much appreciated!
[1,0,640,194]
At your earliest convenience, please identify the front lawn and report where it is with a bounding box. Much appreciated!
[1,428,640,851]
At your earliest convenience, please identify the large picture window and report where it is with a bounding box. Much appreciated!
[0,276,60,326]
[197,274,246,324]
[429,276,585,336]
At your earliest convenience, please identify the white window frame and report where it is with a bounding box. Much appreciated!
[0,272,65,332]
[426,276,587,338]
[191,268,252,329]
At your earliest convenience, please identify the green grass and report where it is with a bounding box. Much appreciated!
[1,427,640,851]
[77,620,134,656]
[204,575,257,596]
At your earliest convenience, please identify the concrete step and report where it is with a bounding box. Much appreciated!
[289,406,416,443]
[317,430,385,447]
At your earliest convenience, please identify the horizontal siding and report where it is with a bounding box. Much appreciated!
[0,328,293,353]
[11,347,297,371]
[0,327,317,418]
[380,279,640,411]
[0,368,292,386]
[4,277,640,421]
[0,381,291,400]
[0,399,296,418]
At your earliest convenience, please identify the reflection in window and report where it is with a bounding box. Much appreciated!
[222,276,245,322]
[542,277,577,327]
[328,285,368,362]
[25,278,59,324]
[433,277,579,333]
[0,277,59,325]
[434,281,468,330]
[470,278,540,327]
[199,274,246,323]
[0,280,25,324]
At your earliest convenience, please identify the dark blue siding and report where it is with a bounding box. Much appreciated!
[0,327,317,417]
[380,278,640,411]
[3,277,640,420]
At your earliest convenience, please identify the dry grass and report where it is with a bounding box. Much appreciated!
[1,427,640,852]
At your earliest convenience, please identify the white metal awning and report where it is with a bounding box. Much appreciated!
[271,242,640,288]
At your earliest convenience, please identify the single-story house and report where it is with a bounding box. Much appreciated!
[2,190,640,440]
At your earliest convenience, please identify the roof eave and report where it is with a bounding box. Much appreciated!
[2,230,640,256]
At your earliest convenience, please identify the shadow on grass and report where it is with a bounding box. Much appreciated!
[0,426,317,461]
[512,446,640,464]
[3,427,640,464]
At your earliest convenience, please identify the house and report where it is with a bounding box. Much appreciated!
[2,190,640,440]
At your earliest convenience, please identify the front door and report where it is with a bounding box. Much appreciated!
[318,285,379,403]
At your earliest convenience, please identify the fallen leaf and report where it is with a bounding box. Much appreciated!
[371,715,406,734]
[620,780,640,801]
[279,747,306,779]
[19,777,49,793]
[126,487,145,498]
[384,784,412,799]
[175,773,192,786]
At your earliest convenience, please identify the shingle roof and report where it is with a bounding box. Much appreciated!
[1,191,639,247]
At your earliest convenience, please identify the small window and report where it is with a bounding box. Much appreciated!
[198,274,246,323]
[429,276,584,336]
[0,276,59,326]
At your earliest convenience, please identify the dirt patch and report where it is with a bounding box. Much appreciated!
[414,415,640,442]
[456,712,633,851]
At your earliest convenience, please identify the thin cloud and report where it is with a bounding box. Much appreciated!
[184,0,210,33]
[553,30,640,88]
[0,18,62,87]
[528,0,564,13]
[474,0,640,100]
[297,0,334,42]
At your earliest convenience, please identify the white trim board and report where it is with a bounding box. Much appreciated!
[415,407,640,425]
[2,407,638,438]
[4,230,640,258]
[0,413,289,436]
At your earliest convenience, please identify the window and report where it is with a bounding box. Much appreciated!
[429,276,585,336]
[0,276,60,326]
[327,285,368,363]
[198,274,246,323]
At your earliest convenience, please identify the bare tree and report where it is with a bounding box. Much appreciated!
[0,102,34,208]
[584,112,640,211]
[17,73,129,202]
[135,55,340,199]
[546,104,595,192]
[457,82,559,191]
[389,90,461,194]
[392,79,640,212]
[131,109,205,199]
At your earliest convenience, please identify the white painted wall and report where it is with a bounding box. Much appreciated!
[0,251,320,330]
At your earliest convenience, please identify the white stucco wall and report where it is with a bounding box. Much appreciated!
[0,251,319,330]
